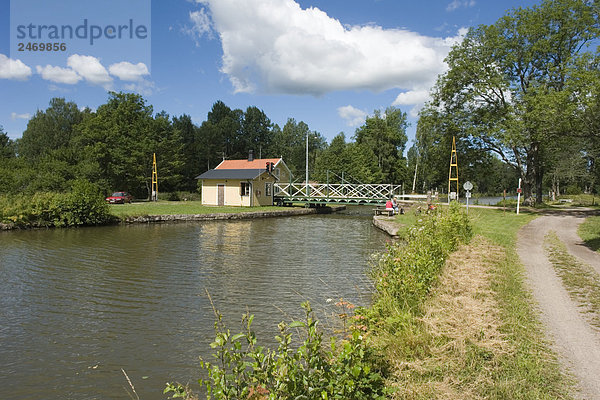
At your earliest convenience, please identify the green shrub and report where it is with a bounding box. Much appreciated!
[369,202,472,324]
[0,180,113,227]
[157,191,202,202]
[166,302,388,400]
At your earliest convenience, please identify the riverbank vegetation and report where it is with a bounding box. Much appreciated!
[0,179,114,228]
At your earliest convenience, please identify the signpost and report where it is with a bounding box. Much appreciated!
[516,178,522,215]
[463,181,473,214]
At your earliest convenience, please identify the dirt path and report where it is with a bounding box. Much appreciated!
[517,212,600,399]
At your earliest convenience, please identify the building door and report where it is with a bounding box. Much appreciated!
[218,184,225,206]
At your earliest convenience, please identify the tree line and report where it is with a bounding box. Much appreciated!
[0,93,411,199]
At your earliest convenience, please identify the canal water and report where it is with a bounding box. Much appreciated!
[0,210,389,399]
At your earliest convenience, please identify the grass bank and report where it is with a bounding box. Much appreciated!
[578,215,600,252]
[109,201,291,218]
[545,231,600,329]
[367,207,571,399]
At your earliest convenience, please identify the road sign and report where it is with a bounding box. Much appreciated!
[463,181,473,191]
[517,188,522,194]
[449,191,457,200]
[466,191,471,198]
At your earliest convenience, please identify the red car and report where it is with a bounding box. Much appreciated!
[105,191,133,204]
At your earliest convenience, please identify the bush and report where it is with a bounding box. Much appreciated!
[166,302,388,400]
[157,191,202,202]
[0,180,113,227]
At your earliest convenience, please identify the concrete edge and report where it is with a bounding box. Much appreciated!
[372,215,400,238]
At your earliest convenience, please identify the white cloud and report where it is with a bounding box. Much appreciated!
[186,8,214,44]
[446,0,476,12]
[109,62,150,81]
[393,89,431,106]
[0,54,32,80]
[11,112,31,120]
[123,79,155,96]
[392,88,431,117]
[36,65,82,84]
[337,105,367,127]
[67,55,113,87]
[194,0,464,102]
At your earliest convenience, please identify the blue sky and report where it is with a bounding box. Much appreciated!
[0,0,541,146]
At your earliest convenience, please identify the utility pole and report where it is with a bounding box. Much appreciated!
[151,153,158,202]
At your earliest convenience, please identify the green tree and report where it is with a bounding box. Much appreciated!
[19,98,84,161]
[313,133,383,184]
[76,92,182,198]
[429,0,599,203]
[0,127,15,159]
[241,106,272,157]
[173,114,201,190]
[354,107,408,183]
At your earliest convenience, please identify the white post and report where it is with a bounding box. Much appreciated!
[305,133,309,196]
[516,178,522,215]
[412,157,418,193]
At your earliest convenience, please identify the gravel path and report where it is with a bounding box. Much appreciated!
[517,212,600,399]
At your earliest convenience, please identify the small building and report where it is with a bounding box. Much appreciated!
[196,151,292,207]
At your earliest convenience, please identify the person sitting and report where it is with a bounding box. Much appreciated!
[392,197,399,214]
[385,199,394,212]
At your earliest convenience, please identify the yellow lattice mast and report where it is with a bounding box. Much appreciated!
[152,153,158,202]
[448,136,458,204]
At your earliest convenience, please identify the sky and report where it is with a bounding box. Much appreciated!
[0,0,542,147]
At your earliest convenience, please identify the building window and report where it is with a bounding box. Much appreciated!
[274,167,280,178]
[265,182,272,196]
[240,182,251,196]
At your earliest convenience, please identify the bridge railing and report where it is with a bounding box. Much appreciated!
[274,182,406,200]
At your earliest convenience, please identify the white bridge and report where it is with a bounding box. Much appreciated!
[273,182,427,206]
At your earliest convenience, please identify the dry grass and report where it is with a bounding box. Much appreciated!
[388,236,511,399]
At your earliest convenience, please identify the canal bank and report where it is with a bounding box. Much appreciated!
[123,205,345,224]
[372,215,400,238]
[0,205,346,230]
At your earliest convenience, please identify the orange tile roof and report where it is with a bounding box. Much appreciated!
[216,158,282,170]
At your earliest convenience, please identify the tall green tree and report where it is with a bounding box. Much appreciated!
[427,0,599,203]
[76,92,182,197]
[241,106,272,157]
[0,127,14,159]
[313,133,383,184]
[354,107,408,183]
[173,114,201,190]
[19,98,84,161]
